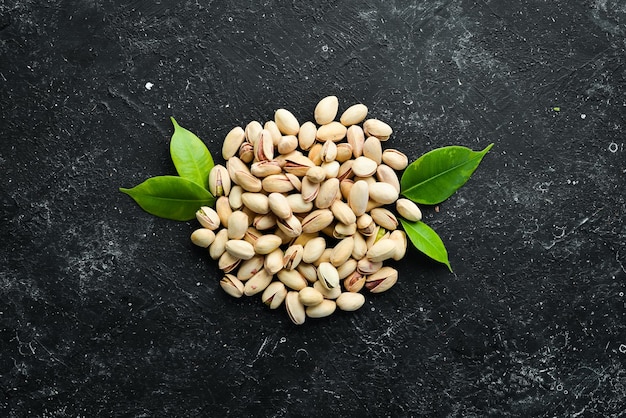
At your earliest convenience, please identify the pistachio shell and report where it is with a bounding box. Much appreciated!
[245,120,263,144]
[357,258,383,275]
[299,286,324,306]
[396,198,422,222]
[363,118,393,141]
[363,136,382,165]
[308,143,323,165]
[251,160,283,178]
[335,143,353,163]
[243,226,262,246]
[277,135,298,154]
[190,228,215,248]
[264,120,283,145]
[321,161,340,179]
[315,178,339,209]
[366,238,397,262]
[333,222,357,239]
[254,234,283,255]
[313,280,341,299]
[301,177,320,202]
[314,95,339,125]
[237,254,265,281]
[340,103,368,126]
[347,125,365,157]
[254,129,274,161]
[238,141,254,163]
[352,156,378,177]
[368,182,399,204]
[216,196,232,227]
[306,166,326,184]
[220,274,245,298]
[389,230,407,261]
[267,192,292,219]
[301,209,334,233]
[243,269,273,296]
[262,174,295,193]
[253,213,277,230]
[278,153,315,177]
[235,170,263,192]
[264,248,285,274]
[365,266,398,293]
[343,271,366,293]
[285,290,306,324]
[321,140,337,162]
[306,300,336,318]
[302,236,327,264]
[330,237,354,267]
[196,206,220,230]
[286,193,314,213]
[331,200,357,225]
[225,239,255,260]
[298,121,317,150]
[227,211,249,239]
[376,164,400,193]
[227,156,250,180]
[336,258,358,279]
[276,214,303,238]
[262,281,287,309]
[241,192,270,215]
[283,244,304,270]
[336,292,365,311]
[351,231,368,260]
[317,262,340,290]
[218,251,241,273]
[348,180,369,217]
[275,108,300,135]
[209,229,229,260]
[222,127,246,160]
[316,121,347,142]
[370,208,398,231]
[382,149,408,170]
[277,269,308,291]
[228,185,244,210]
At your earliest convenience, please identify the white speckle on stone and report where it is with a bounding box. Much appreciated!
[580,113,586,119]
[145,82,154,90]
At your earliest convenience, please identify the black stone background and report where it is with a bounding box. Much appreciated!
[1,0,625,416]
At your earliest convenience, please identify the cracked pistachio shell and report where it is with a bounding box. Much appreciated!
[306,299,336,318]
[285,290,306,325]
[347,125,365,157]
[339,179,354,202]
[366,238,397,263]
[365,266,398,293]
[244,269,273,296]
[209,164,231,197]
[313,280,341,299]
[343,271,366,293]
[245,120,263,144]
[336,292,365,311]
[254,129,274,161]
[357,258,383,275]
[363,136,382,165]
[262,174,295,194]
[363,118,393,141]
[262,281,287,309]
[227,211,249,240]
[268,192,292,219]
[238,141,254,163]
[277,269,308,291]
[308,143,323,165]
[396,198,422,222]
[222,127,246,160]
[298,121,317,151]
[299,286,324,307]
[357,213,376,236]
[243,226,262,246]
[330,237,354,267]
[368,182,399,205]
[316,121,347,142]
[196,206,220,230]
[340,103,368,126]
[317,262,340,290]
[275,108,300,135]
[276,214,302,238]
[315,95,339,125]
[191,228,215,248]
[227,156,250,180]
[251,160,283,178]
[235,170,263,193]
[315,178,339,209]
[321,140,337,163]
[321,161,340,179]
[209,229,229,260]
[348,180,369,217]
[241,192,269,215]
[228,186,244,211]
[333,222,357,239]
[237,254,264,281]
[218,251,241,273]
[301,209,334,234]
[352,156,378,177]
[301,177,320,202]
[338,160,354,182]
[283,244,304,270]
[254,234,283,255]
[220,274,245,298]
[264,248,285,275]
[370,207,398,231]
[382,149,408,170]
[280,153,315,177]
[389,230,407,261]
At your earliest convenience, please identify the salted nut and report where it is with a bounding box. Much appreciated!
[195,96,415,324]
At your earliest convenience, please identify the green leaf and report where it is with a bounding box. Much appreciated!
[400,218,452,271]
[120,176,215,221]
[169,117,214,189]
[401,144,493,205]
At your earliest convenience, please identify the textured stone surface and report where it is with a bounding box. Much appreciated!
[1,0,625,416]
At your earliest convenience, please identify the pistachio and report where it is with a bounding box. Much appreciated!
[297,262,318,283]
[321,161,340,179]
[389,230,407,261]
[275,108,300,135]
[351,232,368,260]
[363,118,393,141]
[220,274,245,298]
[336,258,358,279]
[278,153,315,177]
[333,222,357,239]
[191,228,216,248]
[277,135,298,154]
[317,121,347,142]
[396,198,422,222]
[238,141,254,163]
[301,209,334,233]
[285,290,306,325]
[317,262,340,290]
[337,160,354,182]
[370,208,398,231]
[301,177,320,202]
[315,178,339,209]
[268,192,292,219]
[254,234,283,255]
[261,281,287,309]
[228,185,244,210]
[340,103,368,126]
[339,179,354,201]
[243,226,262,246]
[227,211,249,239]
[306,300,336,318]
[260,174,294,193]
[302,236,327,264]
[196,206,220,230]
[283,244,304,270]
[330,237,354,267]
[314,95,339,125]
[308,143,323,165]
[347,125,365,157]
[222,127,246,160]
[336,292,366,311]
[276,214,303,238]
[363,136,382,165]
[272,226,293,245]
[235,170,263,192]
[277,269,308,291]
[365,266,398,293]
[376,164,400,193]
[382,149,408,170]
[352,156,378,178]
[348,180,369,217]
[368,181,399,204]
[313,280,341,299]
[225,239,255,260]
[241,192,269,215]
[285,172,302,192]
[264,248,284,275]
[264,120,283,145]
[331,200,357,225]
[218,251,241,273]
[291,232,317,247]
[253,213,277,230]
[245,120,263,144]
[298,121,317,150]
[365,198,384,212]
[237,254,265,281]
[306,166,326,184]
[243,268,273,296]
[216,196,232,228]
[251,160,283,178]
[286,193,314,213]
[357,258,383,275]
[343,271,366,293]
[227,156,250,179]
[335,143,353,163]
[298,286,324,306]
[366,238,397,263]
[321,140,337,162]
[357,213,376,236]
[253,129,274,162]
[208,164,231,197]
[209,229,229,260]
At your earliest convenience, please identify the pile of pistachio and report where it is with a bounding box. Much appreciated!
[190,96,422,324]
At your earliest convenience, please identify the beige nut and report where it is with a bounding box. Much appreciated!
[275,108,300,135]
[302,236,327,264]
[241,192,270,215]
[208,164,231,197]
[368,182,399,204]
[382,149,408,170]
[347,125,365,157]
[245,120,263,144]
[285,290,306,325]
[286,193,314,213]
[222,127,246,160]
[254,129,274,161]
[316,121,347,142]
[196,206,220,230]
[317,262,340,290]
[389,230,407,261]
[299,286,324,307]
[336,292,365,311]
[313,280,341,299]
[254,234,283,255]
[314,95,339,125]
[268,192,292,219]
[191,228,215,248]
[237,255,265,281]
[225,239,255,260]
[352,156,378,177]
[365,266,398,293]
[363,136,382,165]
[283,244,304,270]
[243,269,273,296]
[306,299,336,318]
[262,281,287,309]
[209,229,229,260]
[227,211,249,239]
[220,274,245,298]
[396,198,422,222]
[370,208,398,231]
[315,178,340,209]
[376,164,400,193]
[216,196,232,228]
[363,118,393,141]
[330,237,354,267]
[343,271,366,293]
[277,269,308,291]
[276,214,303,238]
[296,262,318,283]
[366,238,397,263]
[264,248,285,275]
[340,103,368,126]
[298,121,317,150]
[301,209,334,234]
[277,135,299,155]
[348,180,369,217]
